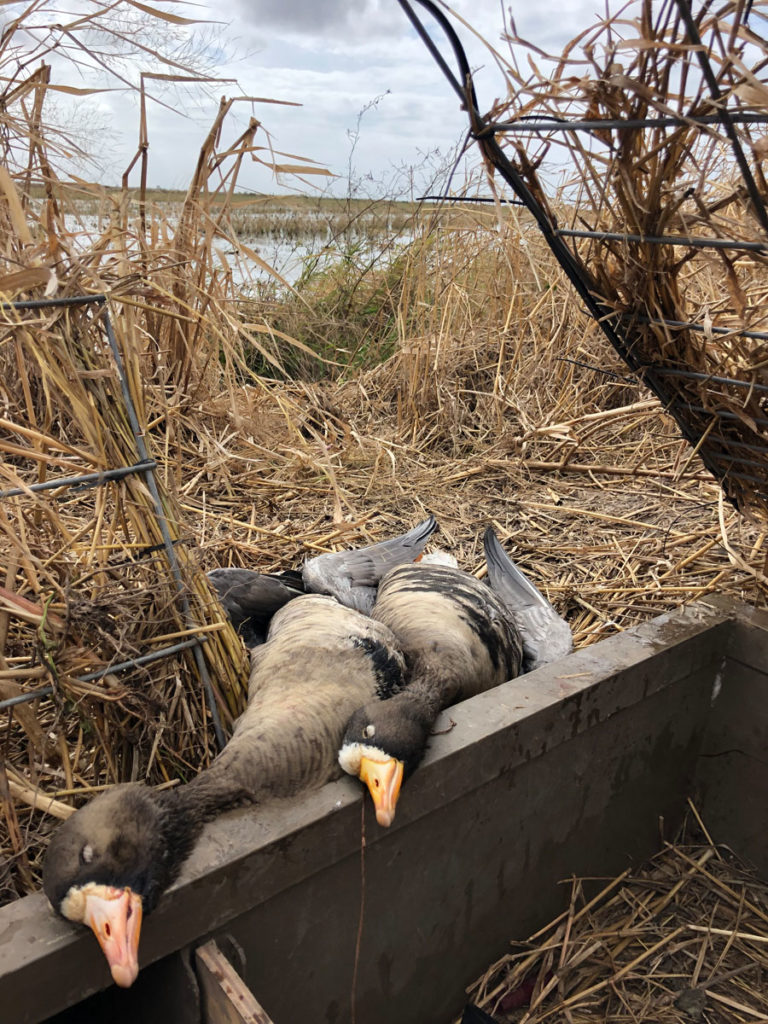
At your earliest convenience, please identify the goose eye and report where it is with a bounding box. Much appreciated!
[81,844,94,865]
[363,724,375,739]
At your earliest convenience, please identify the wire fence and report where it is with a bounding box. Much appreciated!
[401,0,768,520]
[0,295,225,748]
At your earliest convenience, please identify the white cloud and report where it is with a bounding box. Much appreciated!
[10,0,616,193]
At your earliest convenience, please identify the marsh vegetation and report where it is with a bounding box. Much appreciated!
[1,0,766,911]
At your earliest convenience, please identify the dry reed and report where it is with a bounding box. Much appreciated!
[460,807,768,1022]
[488,0,768,521]
[0,2,767,910]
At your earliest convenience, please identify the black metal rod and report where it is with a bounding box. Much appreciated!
[702,436,768,456]
[556,356,633,381]
[0,460,157,499]
[557,228,768,252]
[676,401,768,427]
[708,454,768,474]
[397,0,473,108]
[77,636,207,681]
[625,314,768,343]
[0,636,207,712]
[99,309,226,750]
[674,0,768,239]
[0,686,54,710]
[650,368,768,393]
[1,295,107,311]
[491,112,768,133]
[706,464,768,486]
[702,446,768,470]
[417,194,525,206]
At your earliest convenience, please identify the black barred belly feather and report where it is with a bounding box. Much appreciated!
[201,594,408,803]
[371,564,524,705]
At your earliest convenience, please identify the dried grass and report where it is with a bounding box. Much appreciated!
[486,0,768,521]
[461,807,768,1023]
[0,2,767,910]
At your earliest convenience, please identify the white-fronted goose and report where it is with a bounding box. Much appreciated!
[338,527,572,826]
[43,594,407,988]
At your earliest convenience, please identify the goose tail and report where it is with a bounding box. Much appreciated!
[365,514,438,567]
[483,527,572,671]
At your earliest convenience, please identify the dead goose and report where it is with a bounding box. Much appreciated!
[338,527,572,826]
[42,594,407,988]
[207,514,437,645]
[339,554,523,827]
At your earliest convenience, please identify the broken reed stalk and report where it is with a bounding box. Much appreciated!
[461,813,768,1023]
[493,0,768,521]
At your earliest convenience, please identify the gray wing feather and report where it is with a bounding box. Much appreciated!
[207,568,303,646]
[302,515,437,613]
[483,527,572,671]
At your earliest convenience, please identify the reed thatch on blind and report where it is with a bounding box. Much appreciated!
[407,0,768,521]
[0,1,331,901]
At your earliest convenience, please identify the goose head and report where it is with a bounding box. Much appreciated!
[43,784,197,987]
[338,695,432,827]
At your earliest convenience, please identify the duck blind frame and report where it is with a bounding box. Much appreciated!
[0,294,242,745]
[401,0,768,521]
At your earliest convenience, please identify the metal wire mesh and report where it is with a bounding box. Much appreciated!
[0,296,224,747]
[401,0,768,520]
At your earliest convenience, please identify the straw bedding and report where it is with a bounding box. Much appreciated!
[0,0,766,924]
[460,807,768,1022]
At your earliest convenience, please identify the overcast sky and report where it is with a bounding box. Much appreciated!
[14,0,614,197]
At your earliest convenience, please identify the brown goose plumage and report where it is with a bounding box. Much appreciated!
[43,595,406,988]
[339,553,526,826]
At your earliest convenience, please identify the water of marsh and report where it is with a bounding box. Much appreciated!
[59,195,417,294]
[239,230,413,294]
[60,212,415,296]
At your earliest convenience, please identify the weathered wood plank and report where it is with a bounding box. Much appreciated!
[1,599,738,1024]
[195,941,274,1024]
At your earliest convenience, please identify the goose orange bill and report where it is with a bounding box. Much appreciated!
[358,756,404,827]
[83,886,143,988]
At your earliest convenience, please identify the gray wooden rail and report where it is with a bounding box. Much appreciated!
[2,596,766,1024]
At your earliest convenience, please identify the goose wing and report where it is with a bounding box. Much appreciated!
[301,515,437,613]
[483,527,572,671]
[207,568,304,646]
